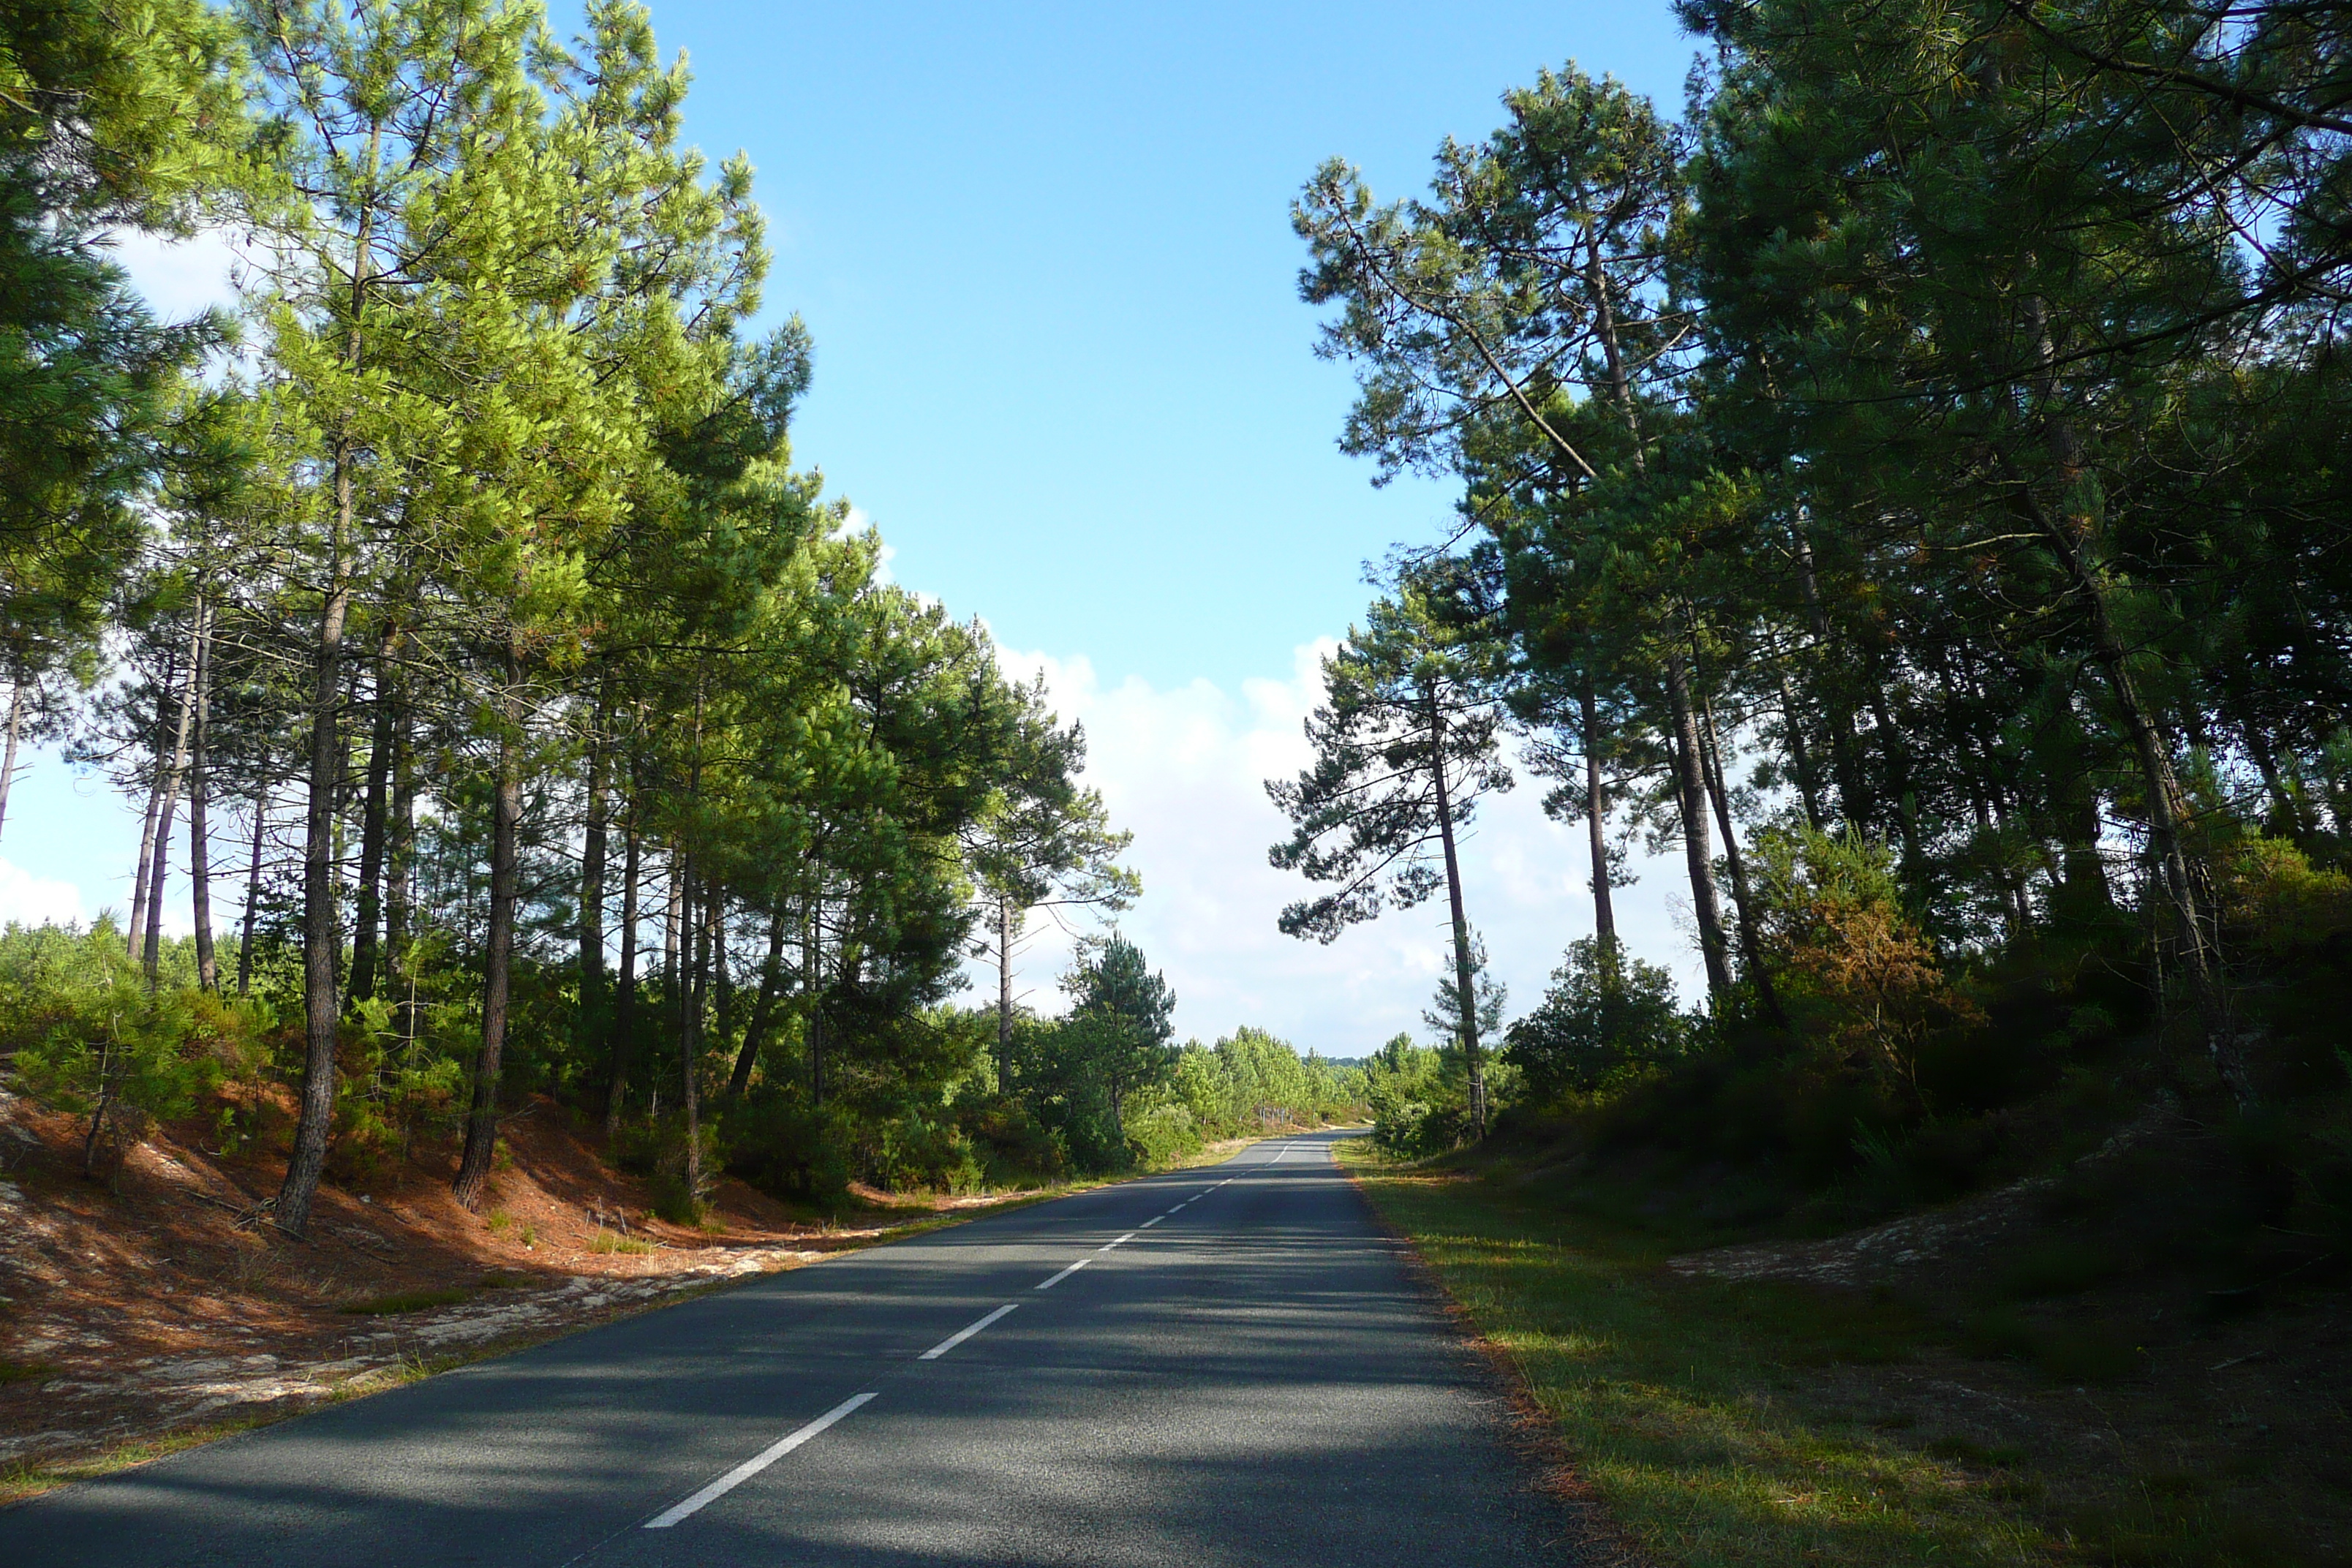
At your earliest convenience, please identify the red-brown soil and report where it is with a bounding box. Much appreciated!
[0,1085,1000,1490]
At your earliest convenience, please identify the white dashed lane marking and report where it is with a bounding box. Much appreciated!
[919,1303,1019,1362]
[1034,1259,1089,1291]
[644,1392,879,1529]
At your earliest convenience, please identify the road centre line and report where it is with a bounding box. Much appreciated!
[919,1303,1018,1361]
[1141,1215,1164,1227]
[643,1391,878,1529]
[1098,1230,1139,1252]
[1034,1258,1089,1291]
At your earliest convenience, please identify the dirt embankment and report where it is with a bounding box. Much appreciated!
[0,1088,992,1485]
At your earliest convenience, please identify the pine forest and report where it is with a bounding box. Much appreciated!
[5,1,2352,1558]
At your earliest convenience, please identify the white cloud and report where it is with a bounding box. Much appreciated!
[990,641,1706,1059]
[0,859,88,930]
[108,226,244,321]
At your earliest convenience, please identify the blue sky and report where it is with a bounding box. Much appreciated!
[9,1,1713,1056]
[682,0,1700,687]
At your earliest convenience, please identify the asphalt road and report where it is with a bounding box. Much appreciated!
[2,1130,1583,1566]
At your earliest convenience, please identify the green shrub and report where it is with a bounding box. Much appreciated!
[4,919,217,1182]
[856,1107,986,1193]
[1122,1093,1202,1166]
[717,1097,852,1203]
[1362,1031,1471,1156]
[1753,827,1983,1104]
[1505,935,1691,1104]
[589,1228,654,1255]
[959,1094,1070,1184]
[1166,1026,1369,1134]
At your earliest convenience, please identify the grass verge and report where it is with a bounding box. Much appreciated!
[1337,1137,2068,1568]
[1338,1137,2328,1568]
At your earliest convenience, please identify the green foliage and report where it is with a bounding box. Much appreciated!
[716,1099,851,1204]
[1295,3,2352,1180]
[1004,1013,1132,1173]
[1507,937,1691,1104]
[1000,1004,1360,1176]
[0,919,218,1178]
[1267,572,1510,943]
[0,0,242,688]
[1422,932,1506,1058]
[0,0,1164,1233]
[851,1107,985,1195]
[0,0,1158,1226]
[1120,1094,1203,1166]
[1164,1025,1367,1137]
[998,934,1180,1172]
[1752,829,1983,1103]
[957,1094,1071,1185]
[1364,1031,1468,1156]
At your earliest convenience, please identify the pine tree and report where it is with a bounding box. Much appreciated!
[1268,568,1511,1136]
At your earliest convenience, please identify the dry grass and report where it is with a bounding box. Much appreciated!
[337,1287,471,1316]
[589,1229,655,1256]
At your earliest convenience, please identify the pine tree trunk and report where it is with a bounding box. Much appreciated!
[1578,677,1615,949]
[1426,688,1486,1140]
[806,903,826,1110]
[126,668,171,959]
[386,689,415,1044]
[1777,667,1825,831]
[2022,295,2242,1100]
[2032,687,2115,923]
[238,783,268,998]
[0,674,24,849]
[453,705,523,1211]
[726,908,786,1098]
[143,625,203,987]
[1863,673,1926,882]
[681,862,705,1210]
[189,605,217,991]
[279,189,376,1237]
[2041,510,2244,1098]
[1793,523,1870,829]
[605,806,640,1138]
[1664,653,1735,1001]
[348,642,396,1003]
[2238,717,2306,837]
[663,867,680,1037]
[711,886,734,1049]
[278,489,355,1236]
[1590,246,1731,1006]
[578,707,609,1071]
[1697,674,1785,1027]
[997,892,1016,1089]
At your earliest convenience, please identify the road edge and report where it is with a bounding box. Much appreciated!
[1330,1137,1654,1568]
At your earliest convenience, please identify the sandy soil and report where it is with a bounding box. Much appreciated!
[0,1086,996,1479]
